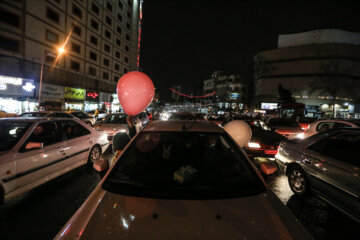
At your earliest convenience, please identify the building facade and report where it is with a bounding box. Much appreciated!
[0,0,142,113]
[203,71,245,110]
[254,29,360,118]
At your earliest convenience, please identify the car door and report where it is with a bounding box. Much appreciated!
[14,121,67,189]
[59,120,92,165]
[305,132,360,216]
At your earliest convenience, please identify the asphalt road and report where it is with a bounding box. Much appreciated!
[0,149,358,240]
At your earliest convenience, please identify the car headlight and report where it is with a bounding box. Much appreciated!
[247,142,261,148]
[296,133,305,139]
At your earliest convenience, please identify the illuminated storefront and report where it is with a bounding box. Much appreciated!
[0,75,37,114]
[64,86,85,110]
[41,83,64,111]
[85,90,100,112]
[111,93,123,113]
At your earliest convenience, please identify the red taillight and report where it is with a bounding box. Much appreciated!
[264,150,278,155]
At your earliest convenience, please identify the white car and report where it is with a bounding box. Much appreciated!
[299,119,359,139]
[55,121,311,240]
[0,118,109,203]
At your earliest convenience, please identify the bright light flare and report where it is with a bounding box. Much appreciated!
[58,47,65,54]
[247,142,261,148]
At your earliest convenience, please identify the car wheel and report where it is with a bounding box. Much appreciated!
[88,145,101,164]
[288,165,309,196]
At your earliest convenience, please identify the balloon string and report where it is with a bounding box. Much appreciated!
[169,88,216,98]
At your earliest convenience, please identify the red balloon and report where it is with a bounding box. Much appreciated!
[117,71,155,115]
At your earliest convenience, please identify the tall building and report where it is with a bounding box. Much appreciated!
[0,0,142,113]
[254,29,360,118]
[203,71,245,110]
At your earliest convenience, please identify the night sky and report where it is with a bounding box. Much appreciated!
[139,0,360,100]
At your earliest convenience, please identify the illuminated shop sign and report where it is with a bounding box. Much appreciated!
[41,84,64,99]
[0,75,35,97]
[261,103,278,110]
[227,93,240,100]
[86,90,99,102]
[64,86,85,100]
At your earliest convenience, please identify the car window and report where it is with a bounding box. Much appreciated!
[334,122,353,129]
[60,120,91,140]
[55,113,73,118]
[23,121,62,150]
[70,112,87,118]
[103,131,265,199]
[316,122,335,132]
[268,118,299,127]
[0,121,31,151]
[103,114,127,124]
[321,133,360,167]
[19,113,47,118]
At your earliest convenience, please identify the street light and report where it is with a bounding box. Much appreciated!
[38,48,65,109]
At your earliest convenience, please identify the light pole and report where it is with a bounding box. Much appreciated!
[38,47,65,109]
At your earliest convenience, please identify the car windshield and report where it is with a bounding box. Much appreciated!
[103,131,265,199]
[246,120,271,131]
[71,112,88,118]
[268,118,300,127]
[19,113,47,118]
[103,114,127,124]
[0,121,32,151]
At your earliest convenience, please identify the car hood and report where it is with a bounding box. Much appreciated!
[56,188,310,240]
[251,129,285,145]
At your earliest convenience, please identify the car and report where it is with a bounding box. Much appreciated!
[206,114,226,125]
[266,117,303,139]
[299,119,359,139]
[166,112,196,121]
[297,117,317,130]
[223,117,285,161]
[66,110,96,126]
[0,117,109,203]
[87,110,108,122]
[55,120,311,240]
[136,111,150,131]
[17,111,76,119]
[94,113,129,145]
[0,110,16,118]
[275,128,360,223]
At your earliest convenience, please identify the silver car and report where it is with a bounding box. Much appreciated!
[94,113,129,144]
[18,111,75,119]
[55,121,311,240]
[276,128,360,223]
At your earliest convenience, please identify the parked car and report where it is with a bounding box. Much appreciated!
[299,119,359,139]
[0,117,109,203]
[17,111,75,119]
[94,113,129,145]
[266,117,303,139]
[66,110,96,126]
[275,128,360,223]
[0,110,16,118]
[297,117,318,130]
[55,120,311,240]
[206,114,226,125]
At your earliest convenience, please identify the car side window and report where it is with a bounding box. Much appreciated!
[307,138,327,153]
[55,113,73,118]
[334,122,352,129]
[316,122,335,133]
[60,120,91,140]
[22,122,62,151]
[321,133,359,167]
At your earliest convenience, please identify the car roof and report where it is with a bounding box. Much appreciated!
[0,117,80,123]
[143,120,224,133]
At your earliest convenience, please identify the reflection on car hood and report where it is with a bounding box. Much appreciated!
[95,124,128,133]
[57,188,310,240]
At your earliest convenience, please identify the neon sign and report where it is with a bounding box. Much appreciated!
[87,92,99,98]
[22,82,35,92]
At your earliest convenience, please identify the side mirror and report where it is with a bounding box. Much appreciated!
[93,158,109,172]
[112,132,130,154]
[25,142,43,150]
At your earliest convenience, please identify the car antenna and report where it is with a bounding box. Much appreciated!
[182,120,187,131]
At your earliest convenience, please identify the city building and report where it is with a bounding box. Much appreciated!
[203,71,245,111]
[0,0,142,114]
[254,29,360,118]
